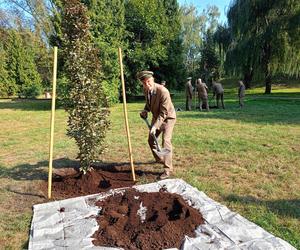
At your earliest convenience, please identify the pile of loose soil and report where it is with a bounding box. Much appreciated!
[92,188,205,250]
[41,166,139,199]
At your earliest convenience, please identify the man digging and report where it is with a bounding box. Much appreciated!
[137,71,176,180]
[185,76,193,111]
[212,81,225,109]
[196,78,209,111]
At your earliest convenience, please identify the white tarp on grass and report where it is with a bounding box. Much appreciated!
[29,179,296,250]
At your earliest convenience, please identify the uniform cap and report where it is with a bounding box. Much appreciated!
[136,71,154,80]
[187,77,192,80]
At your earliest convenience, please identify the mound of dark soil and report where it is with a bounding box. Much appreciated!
[40,166,204,249]
[41,167,138,199]
[92,188,205,250]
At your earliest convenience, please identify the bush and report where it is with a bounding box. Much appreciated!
[21,82,42,98]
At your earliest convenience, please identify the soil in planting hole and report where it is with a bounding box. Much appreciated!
[40,166,138,199]
[40,164,161,199]
[92,188,205,250]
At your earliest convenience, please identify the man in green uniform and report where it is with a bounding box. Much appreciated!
[185,77,193,111]
[137,71,176,179]
[212,81,225,109]
[238,80,246,108]
[196,78,209,111]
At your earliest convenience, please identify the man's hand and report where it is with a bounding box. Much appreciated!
[140,110,148,119]
[150,126,156,135]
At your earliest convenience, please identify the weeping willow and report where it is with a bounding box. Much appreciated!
[226,0,300,93]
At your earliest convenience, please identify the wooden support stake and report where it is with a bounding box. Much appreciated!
[194,83,197,110]
[118,47,136,182]
[48,46,58,199]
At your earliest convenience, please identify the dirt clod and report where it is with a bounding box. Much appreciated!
[92,188,205,250]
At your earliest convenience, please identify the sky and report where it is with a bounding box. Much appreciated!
[178,0,232,24]
[0,0,231,24]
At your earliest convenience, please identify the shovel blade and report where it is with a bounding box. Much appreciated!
[153,148,171,157]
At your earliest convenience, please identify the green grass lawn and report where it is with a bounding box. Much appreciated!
[0,83,300,249]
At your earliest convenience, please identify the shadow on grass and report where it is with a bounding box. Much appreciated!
[93,161,163,178]
[22,239,29,250]
[177,98,300,125]
[224,194,300,219]
[5,188,45,199]
[0,99,62,111]
[0,158,162,181]
[0,158,79,181]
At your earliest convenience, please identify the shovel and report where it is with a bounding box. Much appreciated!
[141,118,171,157]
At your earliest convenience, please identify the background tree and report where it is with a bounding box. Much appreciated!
[227,0,300,93]
[180,4,204,78]
[3,0,54,39]
[156,0,185,89]
[0,1,52,96]
[50,0,126,103]
[180,4,221,83]
[48,0,63,46]
[199,31,220,85]
[203,5,220,33]
[123,0,183,94]
[0,41,10,96]
[82,0,126,104]
[61,0,110,173]
[32,27,52,90]
[225,37,256,89]
[5,29,42,97]
[200,5,221,83]
[213,24,231,77]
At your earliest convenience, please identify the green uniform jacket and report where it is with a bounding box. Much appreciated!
[212,82,224,95]
[238,83,246,97]
[143,83,176,129]
[197,82,208,98]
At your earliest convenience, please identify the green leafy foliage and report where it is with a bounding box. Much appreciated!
[180,4,221,81]
[179,5,204,77]
[49,0,186,93]
[159,36,186,89]
[56,74,70,102]
[49,0,64,47]
[0,42,10,97]
[124,0,184,93]
[61,0,110,173]
[213,24,231,75]
[226,0,300,93]
[5,30,42,97]
[50,0,125,104]
[159,0,186,89]
[22,82,43,98]
[199,31,221,83]
[83,0,126,104]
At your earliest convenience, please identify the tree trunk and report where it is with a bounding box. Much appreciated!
[264,73,272,94]
[263,43,272,94]
[243,67,253,89]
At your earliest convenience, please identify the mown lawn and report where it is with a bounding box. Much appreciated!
[0,83,300,249]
